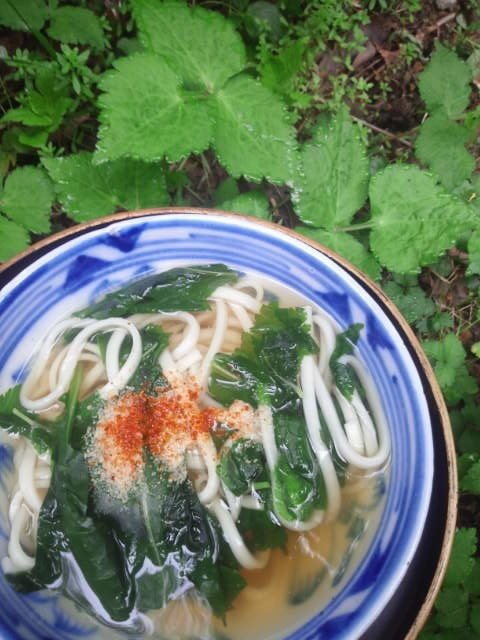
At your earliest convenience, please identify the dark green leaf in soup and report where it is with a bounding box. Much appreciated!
[127,324,169,393]
[77,264,238,319]
[7,371,135,621]
[0,385,55,454]
[330,323,363,400]
[209,303,318,409]
[217,438,268,496]
[237,508,286,552]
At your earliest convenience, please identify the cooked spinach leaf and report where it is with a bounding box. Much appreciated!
[128,324,169,393]
[330,323,363,400]
[217,438,267,496]
[77,264,238,319]
[237,508,286,552]
[0,385,55,454]
[210,303,317,409]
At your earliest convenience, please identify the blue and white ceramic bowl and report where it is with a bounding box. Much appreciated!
[0,210,456,640]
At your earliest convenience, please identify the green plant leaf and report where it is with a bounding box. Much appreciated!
[78,264,238,319]
[460,456,480,495]
[260,39,306,99]
[369,165,473,273]
[0,0,48,31]
[422,333,476,405]
[418,43,472,118]
[0,166,53,233]
[43,152,168,222]
[96,53,213,163]
[467,227,480,276]
[0,216,29,261]
[47,7,104,50]
[213,74,298,183]
[382,281,436,326]
[434,586,469,628]
[416,114,475,191]
[2,67,73,134]
[443,528,477,587]
[293,105,369,229]
[221,191,271,219]
[295,227,380,281]
[132,0,246,92]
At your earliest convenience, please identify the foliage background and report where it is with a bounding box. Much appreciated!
[0,0,479,636]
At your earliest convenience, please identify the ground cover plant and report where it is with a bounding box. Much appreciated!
[0,0,479,636]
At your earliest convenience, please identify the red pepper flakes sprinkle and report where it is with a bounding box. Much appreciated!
[91,376,256,494]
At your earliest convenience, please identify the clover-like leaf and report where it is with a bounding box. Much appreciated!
[0,166,53,233]
[0,216,30,261]
[295,227,380,281]
[47,7,105,50]
[213,74,298,184]
[369,165,473,273]
[221,191,271,219]
[43,153,168,222]
[96,53,213,163]
[0,0,48,31]
[132,0,246,93]
[418,43,472,118]
[293,105,369,229]
[416,113,475,191]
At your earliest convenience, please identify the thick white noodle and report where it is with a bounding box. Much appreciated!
[18,441,42,512]
[211,286,262,314]
[312,311,337,386]
[209,499,269,570]
[234,277,264,302]
[257,405,325,531]
[198,299,228,386]
[20,318,94,409]
[340,355,390,464]
[7,505,35,572]
[195,439,220,505]
[21,318,142,411]
[228,303,253,331]
[300,356,341,522]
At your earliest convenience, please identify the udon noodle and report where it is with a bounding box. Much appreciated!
[0,265,390,638]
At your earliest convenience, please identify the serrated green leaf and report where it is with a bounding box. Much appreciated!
[444,528,477,587]
[0,215,30,261]
[221,191,270,219]
[467,227,480,276]
[382,281,436,326]
[416,114,475,191]
[460,456,480,495]
[214,177,239,205]
[293,105,369,229]
[96,53,213,163]
[47,7,104,50]
[2,67,73,134]
[423,333,466,390]
[418,44,472,118]
[132,0,245,92]
[465,559,480,596]
[369,165,473,273]
[0,166,53,233]
[434,586,469,628]
[0,0,48,31]
[295,227,380,281]
[43,153,168,222]
[213,74,298,184]
[260,39,306,99]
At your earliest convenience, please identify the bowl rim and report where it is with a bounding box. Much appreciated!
[0,206,457,639]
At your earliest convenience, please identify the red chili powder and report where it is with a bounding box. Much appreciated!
[94,378,220,481]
